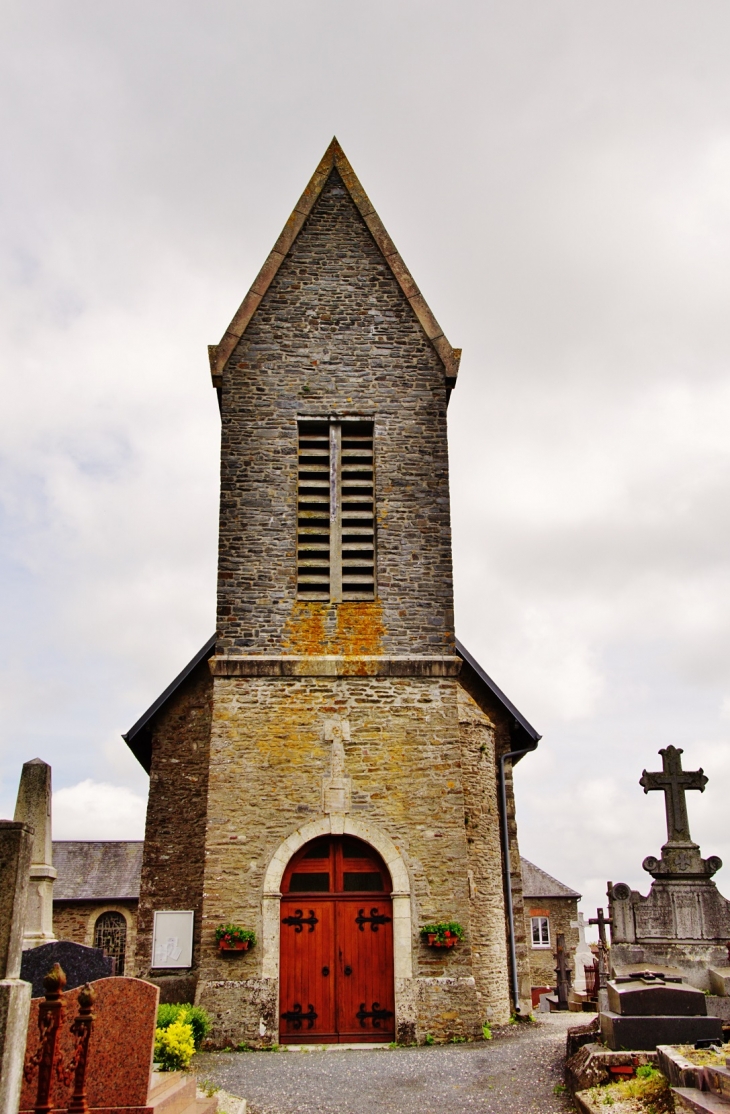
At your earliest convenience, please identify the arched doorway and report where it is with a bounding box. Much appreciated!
[279,835,395,1044]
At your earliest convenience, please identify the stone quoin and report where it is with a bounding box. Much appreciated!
[122,139,542,1045]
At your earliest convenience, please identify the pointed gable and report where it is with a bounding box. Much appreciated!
[208,138,461,389]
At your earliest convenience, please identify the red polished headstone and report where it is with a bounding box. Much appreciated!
[21,976,159,1113]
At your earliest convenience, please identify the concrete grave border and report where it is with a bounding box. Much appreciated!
[262,815,413,983]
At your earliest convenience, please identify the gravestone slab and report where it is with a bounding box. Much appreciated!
[20,976,159,1113]
[608,976,706,1017]
[708,967,730,997]
[600,1011,723,1051]
[20,941,113,998]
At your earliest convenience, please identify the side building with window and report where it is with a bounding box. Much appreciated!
[122,139,544,1045]
[521,857,581,1006]
[52,841,142,975]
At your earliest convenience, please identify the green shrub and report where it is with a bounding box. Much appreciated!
[154,1011,195,1071]
[156,1004,212,1050]
[482,1022,492,1041]
[424,1032,435,1045]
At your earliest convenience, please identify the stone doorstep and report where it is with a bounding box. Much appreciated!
[281,1042,391,1051]
[148,1073,217,1114]
[200,1089,246,1114]
[673,1087,730,1113]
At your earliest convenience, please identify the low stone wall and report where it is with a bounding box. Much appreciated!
[195,975,481,1048]
[196,978,279,1049]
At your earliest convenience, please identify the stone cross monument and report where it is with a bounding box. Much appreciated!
[0,819,34,1114]
[608,746,730,989]
[13,759,56,948]
[571,911,595,994]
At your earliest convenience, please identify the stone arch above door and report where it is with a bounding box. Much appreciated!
[262,815,412,981]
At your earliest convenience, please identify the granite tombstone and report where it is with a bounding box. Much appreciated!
[20,976,159,1113]
[600,972,723,1051]
[20,941,113,999]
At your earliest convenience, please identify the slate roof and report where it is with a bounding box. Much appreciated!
[52,841,143,901]
[521,857,581,900]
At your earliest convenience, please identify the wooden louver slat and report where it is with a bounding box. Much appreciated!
[297,419,375,601]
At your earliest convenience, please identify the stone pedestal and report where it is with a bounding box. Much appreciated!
[0,820,34,1114]
[599,973,723,1051]
[600,1011,723,1051]
[0,981,32,1114]
[13,760,56,949]
[571,913,594,994]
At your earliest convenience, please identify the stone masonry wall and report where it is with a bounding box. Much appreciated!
[457,663,533,1017]
[217,167,454,656]
[53,901,138,974]
[457,687,512,1026]
[135,662,213,988]
[522,896,579,989]
[197,672,483,1044]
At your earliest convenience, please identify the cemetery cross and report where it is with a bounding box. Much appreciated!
[589,907,613,992]
[639,745,707,845]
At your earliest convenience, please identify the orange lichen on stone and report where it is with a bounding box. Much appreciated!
[282,601,385,656]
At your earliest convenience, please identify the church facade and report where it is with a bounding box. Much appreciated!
[123,140,540,1046]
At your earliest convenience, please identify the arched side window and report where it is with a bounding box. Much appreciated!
[94,911,127,975]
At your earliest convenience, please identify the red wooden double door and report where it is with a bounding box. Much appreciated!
[279,836,395,1043]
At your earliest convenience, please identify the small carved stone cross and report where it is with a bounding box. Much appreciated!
[639,745,707,845]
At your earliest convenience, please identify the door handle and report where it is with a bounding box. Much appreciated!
[344,965,352,976]
[322,967,329,976]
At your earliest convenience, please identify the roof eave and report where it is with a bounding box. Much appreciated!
[455,638,541,761]
[122,634,217,773]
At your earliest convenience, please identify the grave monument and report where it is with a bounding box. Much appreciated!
[0,819,33,1114]
[608,745,730,990]
[571,911,595,995]
[13,759,56,949]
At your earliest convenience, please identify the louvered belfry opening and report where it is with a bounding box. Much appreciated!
[297,418,375,602]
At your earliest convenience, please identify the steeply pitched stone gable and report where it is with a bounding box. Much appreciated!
[217,167,455,656]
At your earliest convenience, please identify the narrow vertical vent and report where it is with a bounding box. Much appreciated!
[340,421,374,600]
[297,420,331,599]
[297,419,375,602]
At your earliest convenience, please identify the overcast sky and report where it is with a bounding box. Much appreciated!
[2,1,730,938]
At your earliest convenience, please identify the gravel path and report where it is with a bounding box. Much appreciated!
[193,1013,576,1114]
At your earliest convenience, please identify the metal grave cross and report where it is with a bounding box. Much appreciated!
[639,745,707,844]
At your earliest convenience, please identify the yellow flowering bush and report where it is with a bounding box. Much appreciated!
[154,1010,195,1071]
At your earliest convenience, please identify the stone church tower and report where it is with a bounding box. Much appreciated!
[124,139,540,1045]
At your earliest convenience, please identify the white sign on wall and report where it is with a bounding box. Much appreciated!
[152,910,194,969]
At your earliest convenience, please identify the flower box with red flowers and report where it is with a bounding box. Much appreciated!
[215,924,256,952]
[421,922,464,948]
